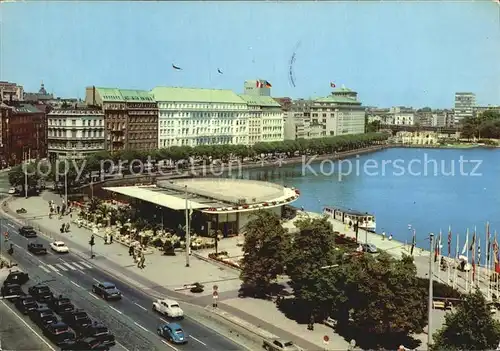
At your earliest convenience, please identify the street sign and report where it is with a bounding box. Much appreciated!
[323,335,329,344]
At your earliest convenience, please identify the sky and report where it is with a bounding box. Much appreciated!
[1,1,499,108]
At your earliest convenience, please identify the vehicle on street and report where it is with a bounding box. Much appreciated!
[362,243,378,253]
[29,306,58,328]
[48,296,74,314]
[1,283,25,300]
[42,321,76,346]
[19,226,37,238]
[152,298,184,318]
[8,187,16,195]
[323,316,337,329]
[61,309,92,331]
[156,322,187,344]
[27,243,47,255]
[80,322,115,347]
[28,284,54,303]
[2,269,29,286]
[50,241,69,253]
[262,338,301,351]
[14,295,38,314]
[61,337,110,350]
[91,282,122,300]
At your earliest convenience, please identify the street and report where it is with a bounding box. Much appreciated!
[0,217,243,351]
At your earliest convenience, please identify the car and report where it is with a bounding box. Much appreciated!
[27,243,47,255]
[262,338,301,351]
[61,309,92,331]
[80,322,115,347]
[152,298,184,318]
[48,295,75,314]
[50,241,69,253]
[19,226,37,238]
[91,282,122,300]
[2,269,29,286]
[1,283,25,301]
[156,323,187,344]
[42,321,76,346]
[362,243,378,253]
[8,187,16,195]
[28,284,54,303]
[61,337,110,350]
[29,306,58,328]
[15,295,38,314]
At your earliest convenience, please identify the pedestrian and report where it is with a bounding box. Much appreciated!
[140,255,145,269]
[382,231,386,240]
[110,234,113,244]
[389,234,393,241]
[128,246,133,256]
[56,205,60,214]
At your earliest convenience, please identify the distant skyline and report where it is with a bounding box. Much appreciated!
[1,2,499,108]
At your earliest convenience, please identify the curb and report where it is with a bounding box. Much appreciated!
[192,252,241,273]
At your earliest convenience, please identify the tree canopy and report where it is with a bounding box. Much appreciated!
[461,110,500,139]
[432,288,500,351]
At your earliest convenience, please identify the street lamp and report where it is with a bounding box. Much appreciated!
[184,185,190,268]
[427,233,435,349]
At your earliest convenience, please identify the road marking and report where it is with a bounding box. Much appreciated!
[116,341,131,351]
[71,262,84,269]
[26,252,33,257]
[134,302,147,311]
[161,340,178,350]
[55,263,68,271]
[160,317,168,323]
[1,300,56,351]
[39,265,51,273]
[13,243,22,249]
[79,261,93,269]
[189,335,207,346]
[109,306,122,315]
[70,281,81,288]
[62,262,77,270]
[89,293,100,300]
[93,278,100,283]
[134,322,148,332]
[78,269,86,275]
[47,264,59,273]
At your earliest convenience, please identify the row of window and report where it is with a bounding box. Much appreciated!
[48,142,104,149]
[158,103,246,110]
[48,119,103,126]
[48,130,104,138]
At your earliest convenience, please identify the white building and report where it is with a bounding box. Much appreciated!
[0,81,23,101]
[454,92,476,124]
[47,108,105,159]
[239,95,283,145]
[151,87,249,148]
[390,106,415,126]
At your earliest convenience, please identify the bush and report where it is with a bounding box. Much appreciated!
[417,278,462,299]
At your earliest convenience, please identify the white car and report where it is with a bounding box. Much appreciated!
[152,298,184,318]
[50,241,69,253]
[8,187,16,194]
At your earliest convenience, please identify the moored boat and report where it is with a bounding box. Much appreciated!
[323,205,376,231]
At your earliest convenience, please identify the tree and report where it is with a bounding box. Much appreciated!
[432,288,500,351]
[239,210,289,297]
[8,162,46,195]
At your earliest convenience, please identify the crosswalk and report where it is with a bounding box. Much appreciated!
[39,261,93,273]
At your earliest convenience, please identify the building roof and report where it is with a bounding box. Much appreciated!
[333,87,354,93]
[239,94,281,107]
[314,95,361,105]
[12,104,42,113]
[151,87,246,104]
[94,87,155,102]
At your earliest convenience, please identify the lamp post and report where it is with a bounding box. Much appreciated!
[427,233,435,349]
[185,185,190,267]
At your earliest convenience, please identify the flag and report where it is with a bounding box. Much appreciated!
[448,225,452,257]
[494,232,500,273]
[256,81,263,88]
[472,228,477,281]
[487,222,491,262]
[470,230,476,251]
[265,80,272,88]
[410,229,416,256]
[478,238,481,264]
[462,230,469,255]
[330,82,336,88]
[434,232,441,262]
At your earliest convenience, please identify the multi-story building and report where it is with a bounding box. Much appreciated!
[474,105,500,118]
[239,95,283,144]
[366,108,394,125]
[24,82,54,102]
[47,108,105,160]
[151,87,249,147]
[454,92,476,124]
[276,97,311,140]
[0,81,24,102]
[0,103,47,165]
[415,108,433,126]
[85,87,158,152]
[390,106,415,126]
[309,87,365,137]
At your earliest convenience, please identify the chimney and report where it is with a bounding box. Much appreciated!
[92,86,96,105]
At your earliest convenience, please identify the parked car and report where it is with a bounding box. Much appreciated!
[91,282,122,300]
[362,243,378,253]
[28,284,54,303]
[61,337,109,350]
[156,323,187,344]
[27,243,47,255]
[152,298,184,318]
[29,306,58,328]
[48,296,75,314]
[8,187,16,195]
[323,316,337,329]
[2,269,29,286]
[80,322,115,347]
[262,338,301,351]
[61,309,92,331]
[50,241,69,253]
[1,283,25,300]
[19,226,37,238]
[42,321,76,346]
[15,295,38,314]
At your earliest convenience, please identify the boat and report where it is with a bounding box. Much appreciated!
[323,205,376,231]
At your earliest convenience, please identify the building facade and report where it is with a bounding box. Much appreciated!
[0,81,24,102]
[0,103,47,165]
[366,108,394,125]
[454,92,476,124]
[85,87,158,152]
[276,97,311,140]
[309,87,365,137]
[390,106,415,126]
[47,108,105,160]
[239,95,283,144]
[151,87,249,148]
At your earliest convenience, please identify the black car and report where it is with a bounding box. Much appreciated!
[29,306,58,328]
[80,322,115,346]
[61,337,109,351]
[1,283,25,301]
[28,284,54,303]
[14,295,38,314]
[27,243,47,255]
[91,282,122,300]
[48,296,74,314]
[61,309,92,331]
[42,321,76,346]
[3,270,29,286]
[19,226,37,238]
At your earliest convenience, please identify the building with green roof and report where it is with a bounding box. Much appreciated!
[239,94,283,145]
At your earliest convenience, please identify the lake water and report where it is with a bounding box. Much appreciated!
[230,147,500,252]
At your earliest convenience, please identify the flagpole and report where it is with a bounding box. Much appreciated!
[447,226,451,284]
[486,222,490,299]
[453,232,459,289]
[466,228,470,293]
